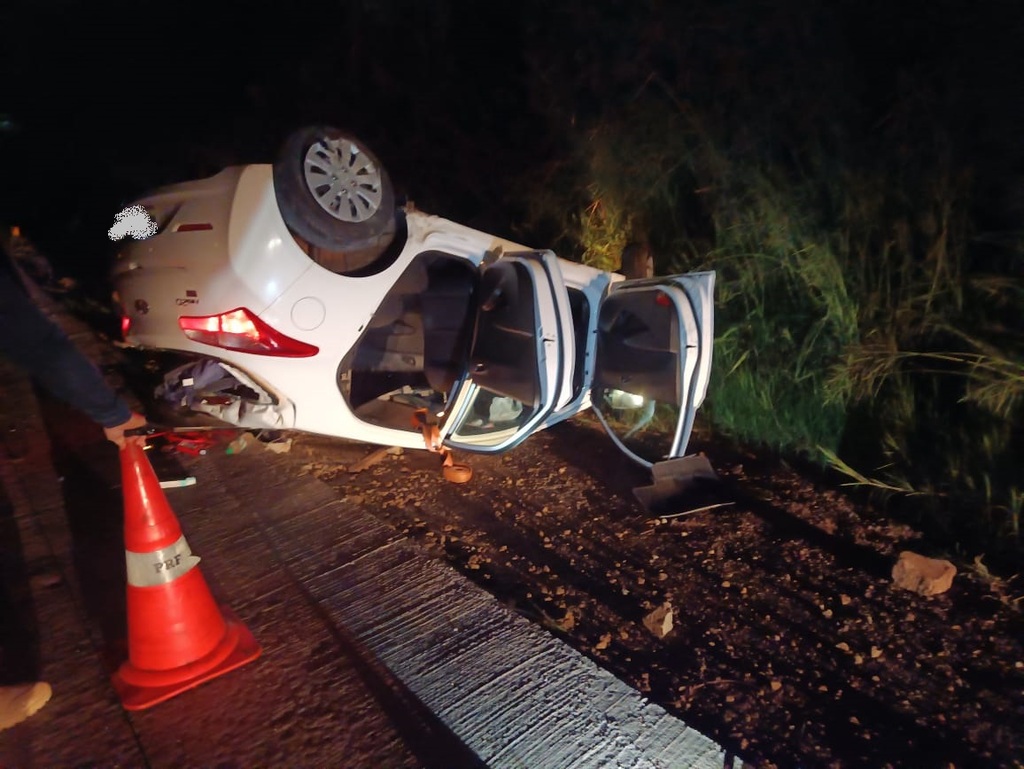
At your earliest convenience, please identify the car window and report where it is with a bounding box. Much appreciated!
[447,385,536,448]
[338,252,477,432]
[593,391,683,461]
[592,286,695,464]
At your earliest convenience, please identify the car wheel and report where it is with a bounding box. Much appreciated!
[621,241,655,279]
[273,126,397,259]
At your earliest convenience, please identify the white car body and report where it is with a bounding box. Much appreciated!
[113,163,715,467]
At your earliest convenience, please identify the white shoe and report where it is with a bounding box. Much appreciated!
[0,682,52,731]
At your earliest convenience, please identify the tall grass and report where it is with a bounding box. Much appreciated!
[523,97,1023,560]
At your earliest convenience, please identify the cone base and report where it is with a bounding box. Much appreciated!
[112,618,261,711]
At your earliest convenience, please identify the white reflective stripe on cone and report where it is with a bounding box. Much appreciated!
[125,535,202,588]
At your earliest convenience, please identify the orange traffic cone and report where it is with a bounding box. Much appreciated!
[111,443,260,710]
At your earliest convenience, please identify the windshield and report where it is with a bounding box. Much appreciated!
[338,252,478,431]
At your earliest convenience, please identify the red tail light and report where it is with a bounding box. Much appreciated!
[121,315,132,338]
[178,308,319,357]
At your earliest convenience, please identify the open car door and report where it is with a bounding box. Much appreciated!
[591,271,715,467]
[441,251,574,454]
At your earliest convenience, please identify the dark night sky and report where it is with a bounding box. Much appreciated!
[2,0,1023,273]
[1,2,544,249]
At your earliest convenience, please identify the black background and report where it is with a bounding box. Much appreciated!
[2,0,1022,276]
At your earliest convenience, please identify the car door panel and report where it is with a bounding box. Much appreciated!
[442,251,570,453]
[592,272,714,467]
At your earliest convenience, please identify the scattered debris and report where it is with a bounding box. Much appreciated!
[636,672,651,693]
[642,602,675,639]
[225,431,258,455]
[632,454,720,515]
[891,551,957,596]
[159,476,197,489]
[656,502,736,522]
[348,446,402,473]
[554,609,576,632]
[264,438,293,454]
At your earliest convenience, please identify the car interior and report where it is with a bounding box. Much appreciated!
[467,260,542,408]
[340,252,478,430]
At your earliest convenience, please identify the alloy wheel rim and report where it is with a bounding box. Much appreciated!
[302,137,383,222]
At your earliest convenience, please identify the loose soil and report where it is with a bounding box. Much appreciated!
[274,416,1023,769]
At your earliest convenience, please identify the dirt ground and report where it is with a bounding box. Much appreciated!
[266,414,1023,769]
[16,231,1019,766]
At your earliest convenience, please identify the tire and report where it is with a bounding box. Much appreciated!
[620,241,655,279]
[273,126,397,256]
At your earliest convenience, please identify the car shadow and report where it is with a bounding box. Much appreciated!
[542,418,650,501]
[548,418,895,580]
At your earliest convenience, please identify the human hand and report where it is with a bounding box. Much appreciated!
[104,412,149,449]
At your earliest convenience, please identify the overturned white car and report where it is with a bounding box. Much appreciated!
[112,126,714,468]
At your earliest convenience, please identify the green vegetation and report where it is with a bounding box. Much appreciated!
[515,3,1024,564]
